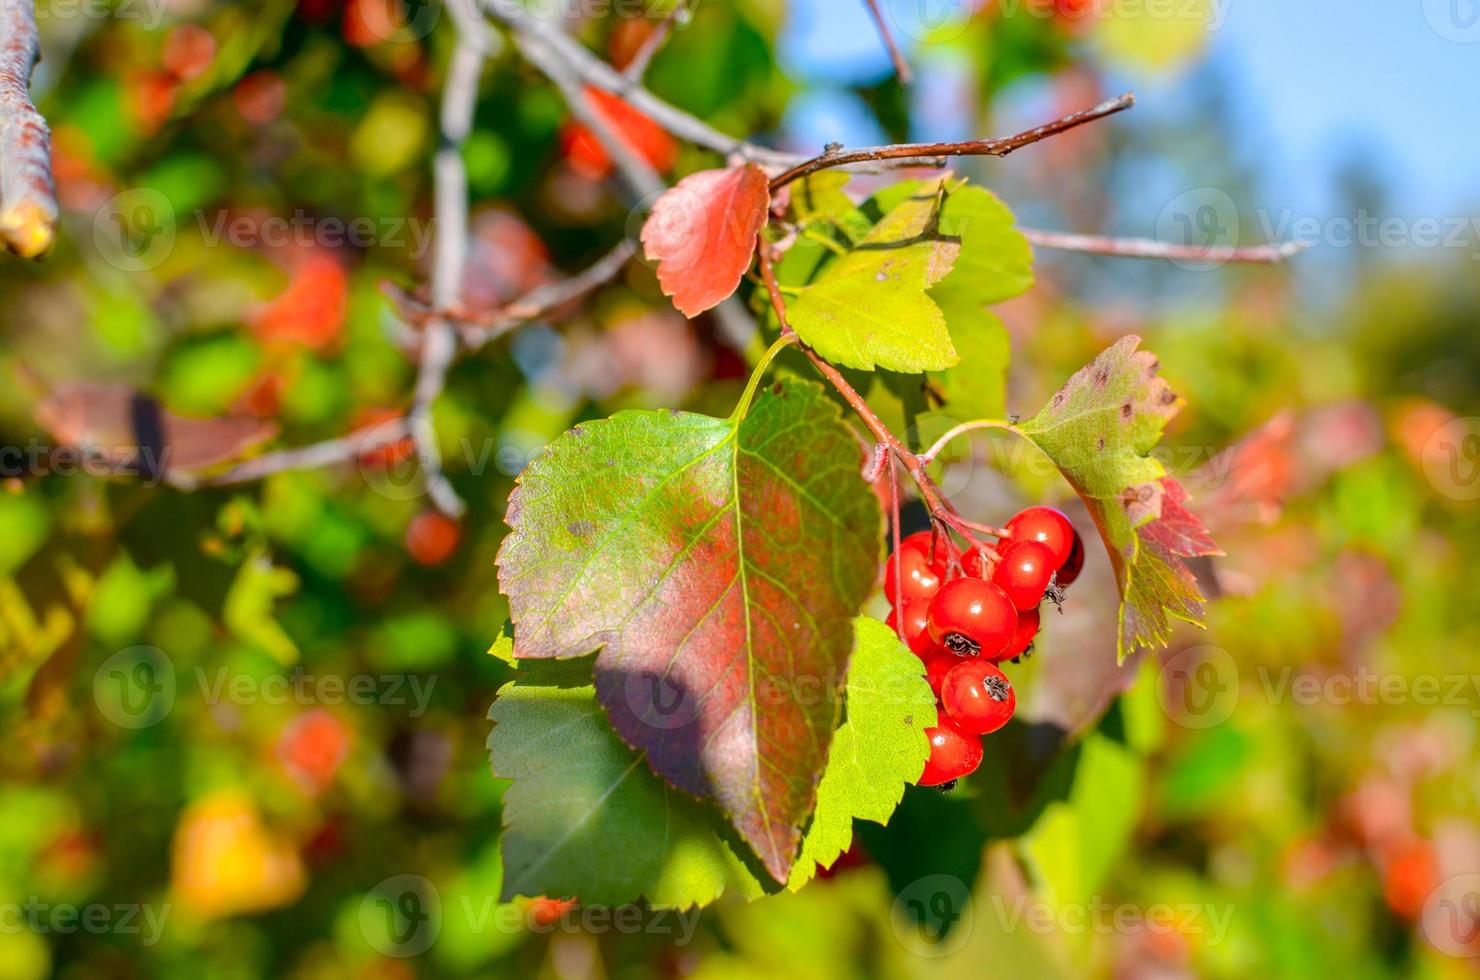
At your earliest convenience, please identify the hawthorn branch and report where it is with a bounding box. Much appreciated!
[753,234,998,557]
[769,93,1135,190]
[860,0,912,84]
[452,239,635,348]
[0,0,57,259]
[1020,227,1308,264]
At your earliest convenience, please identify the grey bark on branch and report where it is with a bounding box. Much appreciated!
[0,0,57,259]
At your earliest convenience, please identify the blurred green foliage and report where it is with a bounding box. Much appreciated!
[1,1,1479,978]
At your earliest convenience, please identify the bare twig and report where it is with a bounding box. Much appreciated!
[407,4,490,519]
[480,0,803,169]
[1020,227,1308,264]
[178,420,412,490]
[768,93,1136,190]
[456,239,635,347]
[622,0,688,81]
[0,0,57,258]
[860,0,912,84]
[512,26,667,200]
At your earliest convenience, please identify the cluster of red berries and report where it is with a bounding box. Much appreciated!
[886,507,1084,789]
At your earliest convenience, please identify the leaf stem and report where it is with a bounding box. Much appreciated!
[919,419,1024,464]
[731,332,800,422]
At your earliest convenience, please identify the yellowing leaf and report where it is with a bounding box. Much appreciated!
[787,177,960,373]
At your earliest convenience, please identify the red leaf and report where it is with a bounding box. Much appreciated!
[640,165,770,317]
[1140,477,1221,558]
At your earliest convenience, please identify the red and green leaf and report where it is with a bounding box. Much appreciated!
[495,378,880,882]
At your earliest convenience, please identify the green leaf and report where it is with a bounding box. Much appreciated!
[497,378,881,882]
[223,548,300,666]
[933,184,1035,306]
[488,667,761,908]
[488,618,932,906]
[786,171,855,226]
[927,309,1010,424]
[1016,337,1221,658]
[1020,733,1144,910]
[926,185,1032,422]
[786,177,960,373]
[786,617,937,890]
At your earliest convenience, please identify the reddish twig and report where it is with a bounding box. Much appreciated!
[768,93,1135,191]
[753,233,998,558]
[860,0,912,84]
[1020,227,1307,264]
[886,453,904,639]
[0,0,56,258]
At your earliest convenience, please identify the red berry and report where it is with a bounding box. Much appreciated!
[961,547,991,579]
[941,660,1016,735]
[888,601,935,658]
[918,717,983,786]
[884,547,942,606]
[405,511,461,566]
[1006,507,1075,568]
[991,540,1057,610]
[898,530,940,559]
[923,650,956,695]
[926,578,1018,659]
[1055,530,1085,587]
[996,607,1040,662]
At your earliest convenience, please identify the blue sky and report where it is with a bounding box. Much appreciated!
[779,0,1480,220]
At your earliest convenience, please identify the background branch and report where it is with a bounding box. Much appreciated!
[860,0,912,84]
[0,0,57,258]
[480,0,803,168]
[622,0,688,81]
[1020,227,1308,264]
